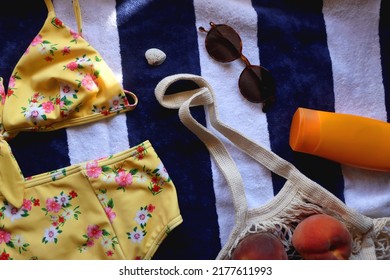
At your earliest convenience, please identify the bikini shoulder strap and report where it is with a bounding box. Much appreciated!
[72,0,83,35]
[44,0,83,35]
[44,0,55,14]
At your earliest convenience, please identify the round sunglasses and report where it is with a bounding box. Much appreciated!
[199,22,276,112]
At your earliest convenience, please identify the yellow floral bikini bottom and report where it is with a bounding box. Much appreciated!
[0,140,182,260]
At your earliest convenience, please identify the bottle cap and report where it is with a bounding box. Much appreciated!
[289,107,321,153]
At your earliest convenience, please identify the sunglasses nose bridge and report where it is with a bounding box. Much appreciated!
[240,53,251,67]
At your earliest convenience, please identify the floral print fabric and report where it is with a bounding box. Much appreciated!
[0,141,182,260]
[0,10,137,137]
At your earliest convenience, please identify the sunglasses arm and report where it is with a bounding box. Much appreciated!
[198,26,209,33]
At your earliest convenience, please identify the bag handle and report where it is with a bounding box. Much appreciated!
[155,74,248,223]
[155,74,303,179]
[155,74,308,222]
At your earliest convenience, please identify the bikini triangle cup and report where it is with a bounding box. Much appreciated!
[155,73,390,260]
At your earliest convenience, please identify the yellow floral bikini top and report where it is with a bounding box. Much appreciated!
[0,0,137,138]
[0,0,138,208]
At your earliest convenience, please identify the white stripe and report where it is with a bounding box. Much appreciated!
[323,0,390,217]
[54,0,130,164]
[194,0,274,246]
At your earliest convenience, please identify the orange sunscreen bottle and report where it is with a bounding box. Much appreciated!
[289,107,390,172]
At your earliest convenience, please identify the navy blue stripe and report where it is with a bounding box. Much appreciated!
[380,0,390,121]
[252,0,345,201]
[116,0,221,259]
[10,130,70,177]
[0,2,70,177]
[0,1,45,77]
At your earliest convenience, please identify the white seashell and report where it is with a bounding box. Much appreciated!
[145,48,166,66]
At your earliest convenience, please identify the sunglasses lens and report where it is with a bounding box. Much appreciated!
[238,65,276,106]
[205,24,242,62]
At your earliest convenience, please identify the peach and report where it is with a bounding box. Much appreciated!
[231,232,288,260]
[292,213,352,260]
